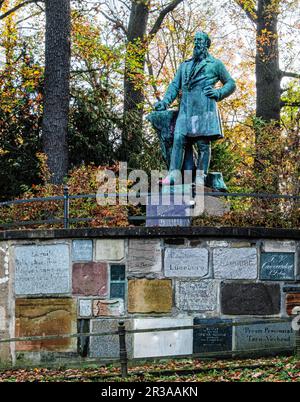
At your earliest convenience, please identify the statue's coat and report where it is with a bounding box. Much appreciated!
[163,54,236,140]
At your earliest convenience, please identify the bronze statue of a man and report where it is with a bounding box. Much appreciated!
[154,31,236,185]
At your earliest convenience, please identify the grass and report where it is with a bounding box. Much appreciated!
[0,356,299,382]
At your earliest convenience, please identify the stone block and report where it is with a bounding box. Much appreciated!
[133,318,193,358]
[213,248,257,280]
[283,285,300,293]
[72,262,108,297]
[128,279,172,313]
[110,283,125,299]
[221,283,281,315]
[95,239,125,261]
[164,248,209,278]
[263,241,296,253]
[15,298,76,352]
[128,239,162,274]
[0,243,9,285]
[89,319,133,359]
[78,299,92,318]
[260,252,295,281]
[72,240,93,261]
[230,242,252,248]
[93,299,124,317]
[175,280,218,311]
[286,293,300,316]
[208,241,229,248]
[234,322,295,352]
[15,244,70,296]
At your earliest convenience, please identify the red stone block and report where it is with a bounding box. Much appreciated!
[286,293,300,316]
[72,262,108,297]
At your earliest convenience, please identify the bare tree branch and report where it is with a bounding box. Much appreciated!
[234,0,257,23]
[0,0,42,20]
[149,0,185,37]
[280,71,300,80]
[99,10,127,35]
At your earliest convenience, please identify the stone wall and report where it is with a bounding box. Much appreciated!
[0,227,299,365]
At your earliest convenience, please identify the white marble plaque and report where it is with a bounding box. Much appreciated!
[79,299,92,317]
[95,239,125,261]
[164,248,209,278]
[15,244,70,295]
[213,248,257,279]
[133,318,193,358]
[175,280,218,311]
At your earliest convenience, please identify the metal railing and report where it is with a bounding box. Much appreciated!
[0,318,299,377]
[0,186,299,229]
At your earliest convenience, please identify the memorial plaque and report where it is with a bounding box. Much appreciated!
[110,282,125,299]
[164,248,209,278]
[89,319,133,358]
[128,239,162,273]
[72,240,93,261]
[72,262,108,296]
[15,244,70,296]
[128,279,172,313]
[15,298,76,352]
[146,194,191,227]
[95,239,125,261]
[260,252,295,281]
[111,265,125,281]
[133,318,193,358]
[93,299,124,317]
[263,241,296,253]
[193,318,233,353]
[283,285,300,293]
[286,293,300,316]
[234,322,295,352]
[221,283,281,315]
[213,248,257,279]
[79,299,92,317]
[176,280,218,311]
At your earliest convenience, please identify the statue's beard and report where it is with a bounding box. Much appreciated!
[193,46,208,61]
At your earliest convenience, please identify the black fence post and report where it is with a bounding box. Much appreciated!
[296,328,300,359]
[63,185,69,229]
[118,321,128,378]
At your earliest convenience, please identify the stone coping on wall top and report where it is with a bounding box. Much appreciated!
[0,226,299,241]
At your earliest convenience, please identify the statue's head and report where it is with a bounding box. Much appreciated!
[193,31,211,60]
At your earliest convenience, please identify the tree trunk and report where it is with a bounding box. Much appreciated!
[254,0,282,193]
[42,0,70,184]
[255,0,281,122]
[120,0,149,164]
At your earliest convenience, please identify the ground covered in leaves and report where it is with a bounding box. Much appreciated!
[0,356,299,382]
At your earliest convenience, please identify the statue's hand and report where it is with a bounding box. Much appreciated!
[204,88,220,101]
[154,100,167,111]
